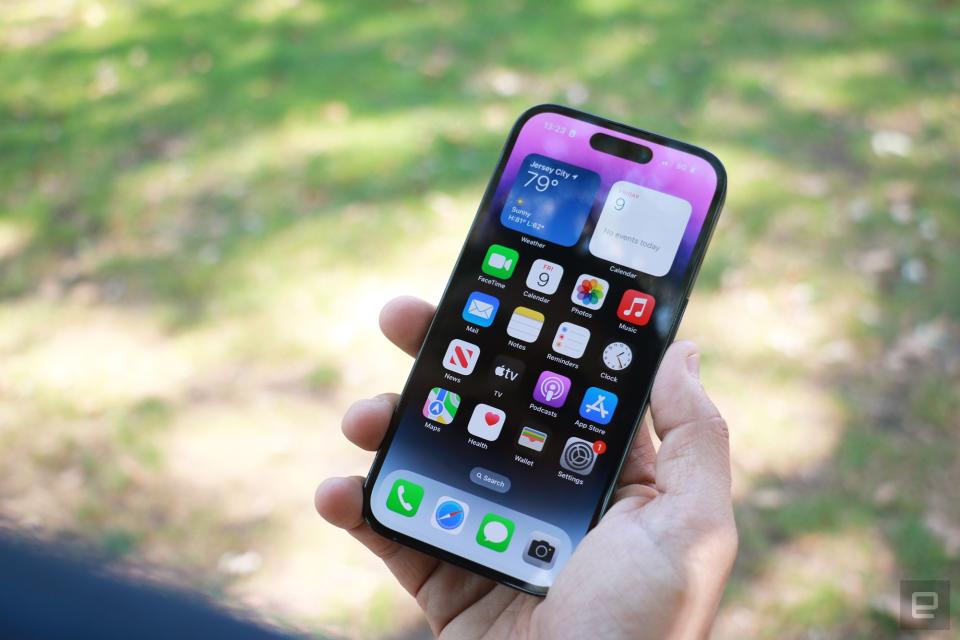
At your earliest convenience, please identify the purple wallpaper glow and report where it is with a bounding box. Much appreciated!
[489,112,719,279]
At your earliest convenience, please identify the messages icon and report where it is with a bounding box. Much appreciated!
[476,513,515,552]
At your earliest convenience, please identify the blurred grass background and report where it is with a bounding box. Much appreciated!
[1,0,958,637]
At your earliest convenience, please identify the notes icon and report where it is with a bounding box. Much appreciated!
[616,290,656,326]
[507,306,545,343]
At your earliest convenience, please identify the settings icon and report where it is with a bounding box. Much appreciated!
[559,437,597,475]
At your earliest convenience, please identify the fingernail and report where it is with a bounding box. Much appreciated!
[373,393,395,407]
[686,353,701,378]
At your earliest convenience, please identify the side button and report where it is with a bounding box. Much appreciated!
[667,297,690,344]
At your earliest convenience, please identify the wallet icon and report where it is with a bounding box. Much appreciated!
[462,291,500,328]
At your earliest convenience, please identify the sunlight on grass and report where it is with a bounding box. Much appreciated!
[716,528,896,637]
[1,304,190,411]
[726,51,895,115]
[0,220,33,259]
[1,0,957,637]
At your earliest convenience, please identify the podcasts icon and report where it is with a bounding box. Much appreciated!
[532,370,572,408]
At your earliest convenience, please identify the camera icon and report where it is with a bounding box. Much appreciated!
[522,531,560,569]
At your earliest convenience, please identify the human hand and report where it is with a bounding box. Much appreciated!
[316,296,737,639]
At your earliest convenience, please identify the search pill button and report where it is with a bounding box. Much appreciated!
[469,467,511,494]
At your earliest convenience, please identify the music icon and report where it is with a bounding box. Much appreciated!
[616,290,656,326]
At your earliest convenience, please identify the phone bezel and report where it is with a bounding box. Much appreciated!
[361,103,728,596]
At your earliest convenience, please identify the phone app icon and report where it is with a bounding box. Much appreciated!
[526,258,564,295]
[431,496,469,534]
[518,426,548,452]
[467,403,506,441]
[422,387,461,424]
[463,291,500,327]
[476,513,515,552]
[506,306,545,343]
[552,322,590,359]
[617,289,656,326]
[482,244,519,280]
[490,354,525,388]
[578,386,618,425]
[443,339,480,375]
[386,479,424,517]
[523,531,560,569]
[571,274,609,310]
[602,342,633,371]
[559,437,597,476]
[532,370,572,408]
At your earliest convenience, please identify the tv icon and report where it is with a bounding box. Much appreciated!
[489,355,525,389]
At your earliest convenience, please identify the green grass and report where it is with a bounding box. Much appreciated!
[783,583,851,629]
[1,0,959,637]
[306,363,341,393]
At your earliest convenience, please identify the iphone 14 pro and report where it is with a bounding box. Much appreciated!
[363,105,726,595]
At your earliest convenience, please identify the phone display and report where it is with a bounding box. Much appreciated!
[363,105,726,594]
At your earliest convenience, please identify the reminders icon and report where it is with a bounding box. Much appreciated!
[507,307,544,343]
[552,322,590,359]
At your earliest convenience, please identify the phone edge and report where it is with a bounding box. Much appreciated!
[360,103,728,597]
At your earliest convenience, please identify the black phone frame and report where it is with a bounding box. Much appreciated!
[361,103,728,596]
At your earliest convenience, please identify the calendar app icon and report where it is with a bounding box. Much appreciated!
[526,259,564,295]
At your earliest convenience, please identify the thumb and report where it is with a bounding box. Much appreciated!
[649,341,731,502]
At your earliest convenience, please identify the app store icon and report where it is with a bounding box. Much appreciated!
[578,387,618,425]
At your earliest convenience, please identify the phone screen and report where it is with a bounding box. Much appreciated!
[364,106,725,593]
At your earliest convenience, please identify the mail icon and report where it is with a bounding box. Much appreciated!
[470,300,494,318]
[462,291,500,328]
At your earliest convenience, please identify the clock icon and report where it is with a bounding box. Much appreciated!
[602,342,633,370]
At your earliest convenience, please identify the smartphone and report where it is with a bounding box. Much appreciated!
[363,105,726,595]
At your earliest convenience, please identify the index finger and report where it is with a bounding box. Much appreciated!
[379,296,436,357]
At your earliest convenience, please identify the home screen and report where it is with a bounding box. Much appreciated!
[368,110,722,590]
